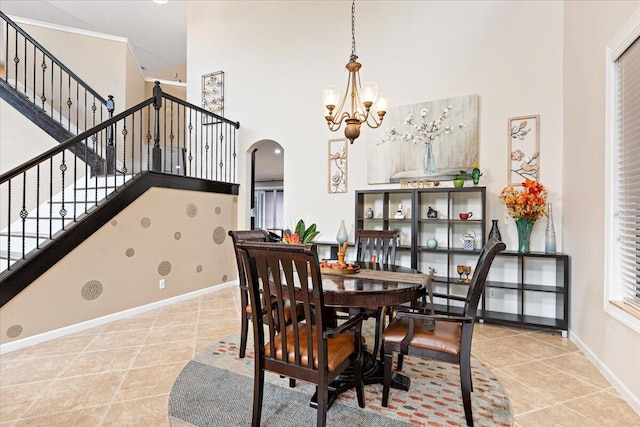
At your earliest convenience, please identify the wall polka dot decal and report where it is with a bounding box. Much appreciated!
[186,203,198,218]
[196,265,203,273]
[140,217,151,228]
[125,248,135,257]
[215,206,221,215]
[81,280,103,300]
[212,227,226,245]
[6,325,23,338]
[222,274,228,282]
[158,261,172,276]
[174,232,182,240]
[110,219,118,226]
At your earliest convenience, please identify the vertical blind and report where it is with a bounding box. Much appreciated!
[617,37,640,312]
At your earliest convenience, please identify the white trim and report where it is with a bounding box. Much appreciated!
[0,281,237,355]
[605,302,640,334]
[607,7,640,61]
[9,15,128,44]
[571,330,640,415]
[145,77,188,88]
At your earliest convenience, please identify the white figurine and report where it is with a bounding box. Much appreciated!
[394,203,405,219]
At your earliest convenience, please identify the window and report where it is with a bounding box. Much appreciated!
[606,11,640,333]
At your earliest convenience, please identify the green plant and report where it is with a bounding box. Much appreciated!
[283,219,320,244]
[454,170,467,179]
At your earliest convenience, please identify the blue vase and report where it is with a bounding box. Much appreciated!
[424,143,435,174]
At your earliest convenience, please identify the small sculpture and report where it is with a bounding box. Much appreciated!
[471,162,483,185]
[394,203,405,219]
[427,206,438,219]
[365,207,374,219]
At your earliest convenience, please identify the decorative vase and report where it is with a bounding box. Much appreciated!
[336,219,348,244]
[545,202,556,254]
[488,219,502,241]
[453,177,464,188]
[515,218,534,254]
[424,143,436,174]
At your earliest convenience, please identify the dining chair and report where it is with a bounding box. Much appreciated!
[236,241,365,427]
[355,229,398,264]
[229,229,301,358]
[381,238,506,427]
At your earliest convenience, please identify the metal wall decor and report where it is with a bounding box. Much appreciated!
[201,71,225,116]
[328,138,348,193]
[508,114,539,184]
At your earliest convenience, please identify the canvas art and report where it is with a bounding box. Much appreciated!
[366,94,479,184]
[508,114,539,185]
[328,138,348,193]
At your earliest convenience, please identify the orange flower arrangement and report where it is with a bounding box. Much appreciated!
[499,179,547,222]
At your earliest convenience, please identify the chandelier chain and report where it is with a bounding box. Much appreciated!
[350,0,357,62]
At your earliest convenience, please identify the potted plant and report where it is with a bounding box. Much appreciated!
[453,170,467,188]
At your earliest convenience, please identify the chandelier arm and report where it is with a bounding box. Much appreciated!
[327,111,353,131]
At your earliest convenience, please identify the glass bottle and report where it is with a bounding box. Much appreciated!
[545,203,556,254]
[488,219,501,241]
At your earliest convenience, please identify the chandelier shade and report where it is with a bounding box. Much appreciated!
[323,1,388,144]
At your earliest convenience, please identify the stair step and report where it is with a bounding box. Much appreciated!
[0,231,47,239]
[0,250,23,261]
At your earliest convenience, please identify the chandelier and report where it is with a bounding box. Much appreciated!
[323,0,388,144]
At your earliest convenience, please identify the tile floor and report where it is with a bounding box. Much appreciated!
[1,286,638,426]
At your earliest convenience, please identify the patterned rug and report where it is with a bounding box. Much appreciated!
[168,331,513,426]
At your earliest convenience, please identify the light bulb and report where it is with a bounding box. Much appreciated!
[375,93,389,113]
[361,81,378,104]
[323,85,340,108]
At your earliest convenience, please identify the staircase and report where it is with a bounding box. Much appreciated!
[0,13,241,307]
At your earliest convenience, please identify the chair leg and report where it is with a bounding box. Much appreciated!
[354,355,365,408]
[252,363,264,427]
[397,354,404,371]
[239,291,249,358]
[460,357,474,427]
[317,383,328,427]
[289,378,296,388]
[382,348,393,407]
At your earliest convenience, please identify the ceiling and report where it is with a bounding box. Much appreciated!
[2,0,285,182]
[1,0,187,80]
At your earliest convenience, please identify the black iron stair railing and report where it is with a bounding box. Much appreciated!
[0,82,240,296]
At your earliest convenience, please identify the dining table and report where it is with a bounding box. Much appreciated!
[307,261,435,408]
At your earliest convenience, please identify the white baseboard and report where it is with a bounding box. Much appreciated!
[570,329,640,415]
[0,281,238,355]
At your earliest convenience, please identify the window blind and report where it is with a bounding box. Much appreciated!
[617,37,640,312]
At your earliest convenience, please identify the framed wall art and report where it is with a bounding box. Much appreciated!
[328,138,348,193]
[508,114,540,185]
[366,94,479,184]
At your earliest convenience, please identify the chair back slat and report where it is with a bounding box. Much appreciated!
[463,238,506,318]
[356,229,398,264]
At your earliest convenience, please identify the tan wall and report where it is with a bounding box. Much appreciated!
[0,187,239,344]
[563,0,640,407]
[125,47,146,109]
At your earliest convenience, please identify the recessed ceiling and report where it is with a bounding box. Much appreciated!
[1,0,187,80]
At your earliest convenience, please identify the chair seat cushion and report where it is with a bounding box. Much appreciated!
[265,323,355,372]
[382,318,462,355]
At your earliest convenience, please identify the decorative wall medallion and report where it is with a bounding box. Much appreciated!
[140,217,151,228]
[186,203,198,218]
[196,265,203,273]
[125,248,135,257]
[215,207,221,215]
[6,324,23,338]
[212,227,226,244]
[174,232,182,240]
[158,261,172,276]
[81,280,103,300]
[221,274,228,281]
[110,219,118,226]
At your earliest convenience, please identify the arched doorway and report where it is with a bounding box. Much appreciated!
[250,139,284,236]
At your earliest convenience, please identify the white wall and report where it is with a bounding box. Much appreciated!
[563,0,640,409]
[187,0,563,248]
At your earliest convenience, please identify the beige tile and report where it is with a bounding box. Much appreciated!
[59,347,139,377]
[101,394,169,426]
[113,362,185,402]
[145,325,197,345]
[524,330,579,352]
[563,390,640,426]
[0,355,73,386]
[197,309,241,324]
[0,347,33,363]
[473,323,529,339]
[19,335,95,359]
[13,406,107,426]
[132,340,195,368]
[101,314,158,332]
[199,298,239,312]
[491,370,556,415]
[153,311,199,328]
[471,340,534,369]
[159,299,201,315]
[493,334,571,359]
[515,403,600,427]
[168,416,198,426]
[541,352,611,389]
[85,329,148,351]
[0,381,54,421]
[23,371,125,417]
[501,361,599,402]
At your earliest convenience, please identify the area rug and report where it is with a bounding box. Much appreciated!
[168,333,513,426]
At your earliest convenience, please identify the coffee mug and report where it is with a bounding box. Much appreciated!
[459,212,473,220]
